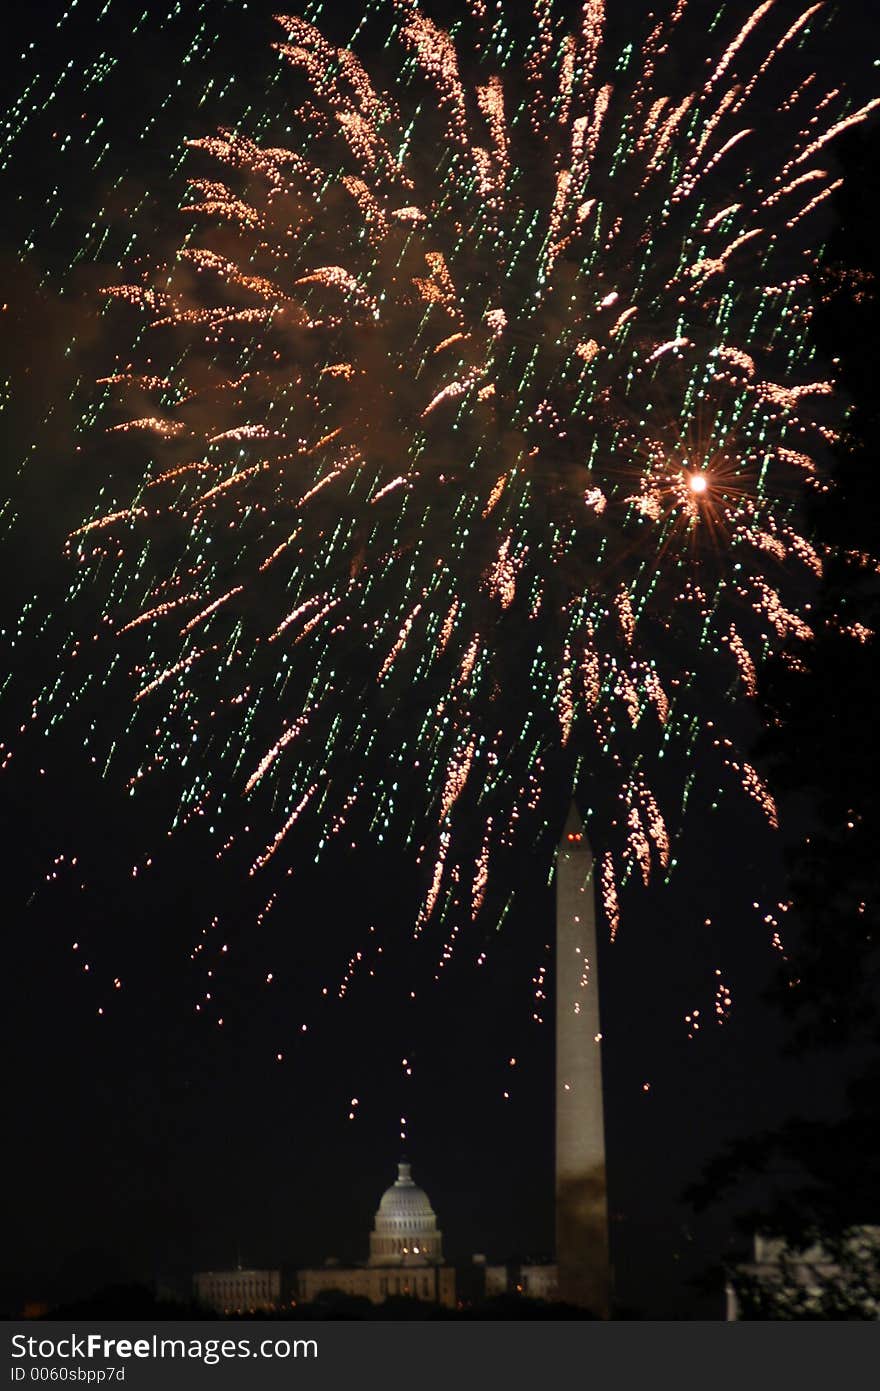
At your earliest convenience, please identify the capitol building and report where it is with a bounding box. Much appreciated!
[298,1161,456,1308]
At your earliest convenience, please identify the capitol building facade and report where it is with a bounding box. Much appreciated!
[297,1162,456,1308]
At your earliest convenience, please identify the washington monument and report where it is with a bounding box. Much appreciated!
[555,803,610,1315]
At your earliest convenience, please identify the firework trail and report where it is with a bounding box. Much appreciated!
[24,0,879,943]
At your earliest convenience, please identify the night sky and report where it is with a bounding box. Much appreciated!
[2,0,878,1321]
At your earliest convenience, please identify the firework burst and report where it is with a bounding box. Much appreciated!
[29,0,879,944]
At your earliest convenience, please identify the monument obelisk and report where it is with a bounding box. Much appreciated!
[555,803,610,1315]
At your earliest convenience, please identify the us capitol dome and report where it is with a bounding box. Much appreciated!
[297,1160,455,1307]
[369,1161,444,1266]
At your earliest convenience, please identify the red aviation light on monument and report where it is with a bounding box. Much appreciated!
[562,802,587,847]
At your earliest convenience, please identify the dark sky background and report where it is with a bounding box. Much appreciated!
[1,0,878,1320]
